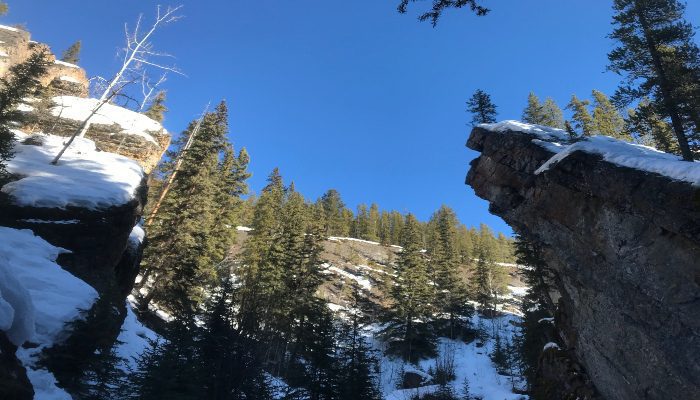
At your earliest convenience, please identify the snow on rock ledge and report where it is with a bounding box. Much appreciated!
[51,96,161,144]
[2,130,144,209]
[478,120,700,186]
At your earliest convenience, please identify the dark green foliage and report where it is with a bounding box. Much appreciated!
[397,0,489,26]
[427,206,472,339]
[0,49,50,177]
[466,89,497,125]
[591,90,629,140]
[140,101,249,317]
[144,91,168,123]
[626,98,679,153]
[513,235,554,393]
[336,292,382,400]
[489,334,510,375]
[608,0,700,160]
[471,230,508,315]
[318,189,349,236]
[384,213,436,362]
[61,40,82,64]
[413,383,459,400]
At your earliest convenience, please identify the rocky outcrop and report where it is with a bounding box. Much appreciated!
[1,25,169,174]
[465,124,700,400]
[0,25,89,96]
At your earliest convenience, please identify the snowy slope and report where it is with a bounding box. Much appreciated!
[0,227,98,400]
[115,303,160,370]
[2,130,144,209]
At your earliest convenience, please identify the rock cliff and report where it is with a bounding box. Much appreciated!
[465,121,700,400]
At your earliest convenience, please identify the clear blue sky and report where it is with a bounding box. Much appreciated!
[5,1,699,234]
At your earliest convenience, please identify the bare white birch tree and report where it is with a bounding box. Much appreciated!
[52,5,184,165]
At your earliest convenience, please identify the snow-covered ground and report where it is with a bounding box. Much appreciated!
[115,302,160,370]
[2,130,144,209]
[479,120,700,186]
[51,96,164,144]
[372,312,528,400]
[321,262,373,291]
[0,227,98,400]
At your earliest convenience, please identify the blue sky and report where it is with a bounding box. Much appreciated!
[4,1,698,234]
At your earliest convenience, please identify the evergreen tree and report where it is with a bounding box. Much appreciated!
[591,90,629,140]
[336,291,382,400]
[566,95,595,136]
[521,92,544,125]
[427,206,471,339]
[540,98,565,129]
[378,211,392,245]
[466,89,497,125]
[318,189,348,236]
[626,98,679,153]
[490,334,510,375]
[367,203,380,241]
[397,0,489,26]
[144,91,168,123]
[139,101,245,317]
[0,2,8,16]
[0,49,50,178]
[608,0,700,160]
[513,235,554,392]
[384,214,436,362]
[472,240,508,315]
[61,40,82,64]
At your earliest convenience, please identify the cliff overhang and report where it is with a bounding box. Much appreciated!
[466,121,700,400]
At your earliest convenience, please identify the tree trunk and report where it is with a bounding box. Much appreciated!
[635,1,694,160]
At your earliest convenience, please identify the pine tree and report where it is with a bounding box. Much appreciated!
[522,92,544,125]
[367,203,380,241]
[397,0,489,26]
[0,2,8,16]
[466,89,497,125]
[144,91,168,122]
[591,90,629,140]
[608,0,700,160]
[61,40,82,64]
[384,214,436,362]
[567,95,595,136]
[540,98,565,129]
[0,49,50,178]
[318,189,348,236]
[427,206,471,339]
[626,98,679,153]
[472,241,508,316]
[139,101,244,317]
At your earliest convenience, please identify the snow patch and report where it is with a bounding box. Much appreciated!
[0,50,8,57]
[535,135,700,186]
[2,130,145,209]
[328,236,381,246]
[51,96,163,144]
[128,225,145,249]
[322,263,372,291]
[0,24,19,32]
[0,227,98,399]
[54,59,79,69]
[115,303,159,370]
[236,226,253,232]
[58,75,80,83]
[479,120,570,141]
[543,342,560,351]
[20,219,80,225]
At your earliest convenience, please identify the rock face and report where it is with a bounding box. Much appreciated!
[466,125,700,400]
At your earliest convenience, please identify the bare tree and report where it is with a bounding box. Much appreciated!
[52,5,184,165]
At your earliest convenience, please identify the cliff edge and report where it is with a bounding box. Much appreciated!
[466,121,700,400]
